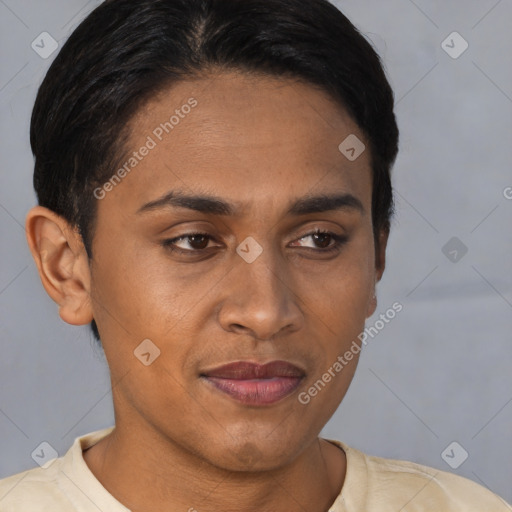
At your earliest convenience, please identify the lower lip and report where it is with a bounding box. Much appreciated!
[203,376,303,405]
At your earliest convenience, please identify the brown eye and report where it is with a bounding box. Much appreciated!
[293,230,347,252]
[187,234,210,250]
[311,232,333,249]
[162,232,217,254]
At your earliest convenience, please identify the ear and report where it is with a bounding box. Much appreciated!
[366,227,389,318]
[25,206,93,326]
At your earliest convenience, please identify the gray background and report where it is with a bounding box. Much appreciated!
[1,0,511,505]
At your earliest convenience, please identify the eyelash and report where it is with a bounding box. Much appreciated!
[161,229,347,256]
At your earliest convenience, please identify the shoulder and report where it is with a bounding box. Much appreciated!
[366,452,509,509]
[0,458,71,511]
[326,439,511,511]
[0,427,117,512]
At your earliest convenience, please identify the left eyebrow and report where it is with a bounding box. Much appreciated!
[287,193,365,216]
[136,191,365,217]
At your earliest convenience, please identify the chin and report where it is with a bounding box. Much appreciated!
[207,433,307,473]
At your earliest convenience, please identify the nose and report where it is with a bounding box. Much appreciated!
[217,245,304,341]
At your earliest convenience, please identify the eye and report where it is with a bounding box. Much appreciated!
[291,229,347,253]
[161,232,219,254]
[161,229,347,256]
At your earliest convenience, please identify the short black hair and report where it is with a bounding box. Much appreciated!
[31,0,399,343]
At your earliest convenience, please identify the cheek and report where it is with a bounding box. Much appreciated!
[296,237,375,327]
[90,238,191,331]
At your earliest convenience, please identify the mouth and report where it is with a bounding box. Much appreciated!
[200,360,305,406]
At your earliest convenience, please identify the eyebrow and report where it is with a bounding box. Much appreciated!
[137,191,365,217]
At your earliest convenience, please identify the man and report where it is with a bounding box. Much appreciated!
[0,0,510,510]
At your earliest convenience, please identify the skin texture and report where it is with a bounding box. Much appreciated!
[26,70,388,512]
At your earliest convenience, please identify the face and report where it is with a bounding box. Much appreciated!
[86,71,386,471]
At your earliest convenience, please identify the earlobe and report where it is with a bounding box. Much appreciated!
[375,228,389,282]
[367,228,389,318]
[366,292,377,318]
[58,293,94,325]
[25,206,93,326]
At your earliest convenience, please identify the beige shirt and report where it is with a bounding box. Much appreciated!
[0,426,510,511]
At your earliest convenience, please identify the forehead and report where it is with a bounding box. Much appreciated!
[101,71,372,217]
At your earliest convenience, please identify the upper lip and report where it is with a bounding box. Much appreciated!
[201,360,305,379]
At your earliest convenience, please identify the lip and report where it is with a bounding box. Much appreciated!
[201,360,305,405]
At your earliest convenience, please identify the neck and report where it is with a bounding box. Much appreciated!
[83,419,346,512]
